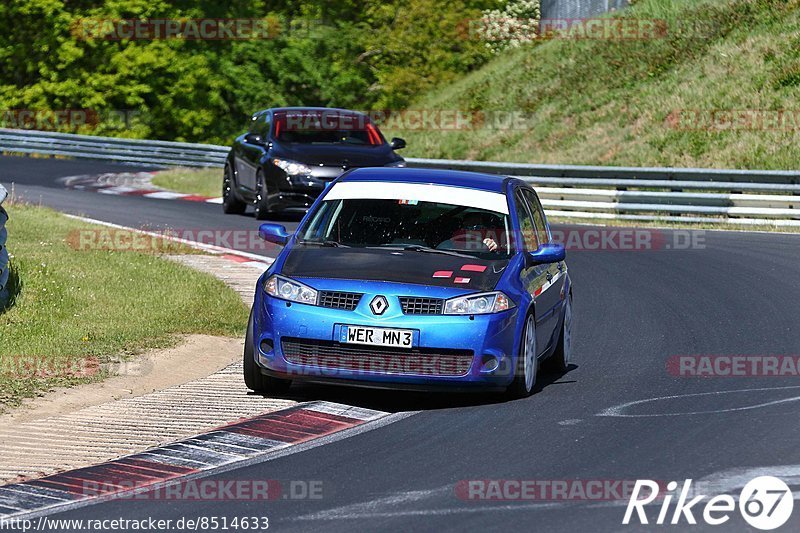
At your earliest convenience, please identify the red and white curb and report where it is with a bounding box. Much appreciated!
[0,402,392,519]
[59,173,223,204]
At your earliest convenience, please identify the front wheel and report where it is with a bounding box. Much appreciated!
[254,170,276,220]
[243,309,291,394]
[507,313,538,399]
[222,162,247,215]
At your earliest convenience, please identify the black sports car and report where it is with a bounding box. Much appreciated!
[223,107,406,218]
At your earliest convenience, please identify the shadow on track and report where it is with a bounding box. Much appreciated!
[247,364,578,413]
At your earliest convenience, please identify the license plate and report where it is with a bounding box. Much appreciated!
[340,325,414,348]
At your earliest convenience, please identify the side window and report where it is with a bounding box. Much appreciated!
[522,189,549,244]
[514,191,539,251]
[248,114,260,133]
[255,115,271,137]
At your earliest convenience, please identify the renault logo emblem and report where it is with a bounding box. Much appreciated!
[369,295,388,315]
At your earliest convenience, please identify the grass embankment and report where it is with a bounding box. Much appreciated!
[151,167,222,198]
[0,203,248,411]
[391,0,800,170]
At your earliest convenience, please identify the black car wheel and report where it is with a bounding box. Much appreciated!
[544,292,573,373]
[254,169,276,220]
[222,162,247,215]
[243,308,291,394]
[507,312,538,399]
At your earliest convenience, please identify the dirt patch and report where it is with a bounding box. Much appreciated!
[0,334,242,426]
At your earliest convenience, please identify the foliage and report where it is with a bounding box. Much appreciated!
[0,0,499,144]
[478,0,541,53]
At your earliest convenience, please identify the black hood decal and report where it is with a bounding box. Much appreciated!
[282,247,507,292]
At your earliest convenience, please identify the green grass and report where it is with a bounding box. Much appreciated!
[0,203,248,410]
[390,0,800,170]
[151,167,222,198]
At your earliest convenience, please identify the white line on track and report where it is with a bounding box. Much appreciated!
[596,385,800,417]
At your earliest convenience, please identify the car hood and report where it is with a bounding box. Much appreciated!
[275,144,400,168]
[280,246,508,292]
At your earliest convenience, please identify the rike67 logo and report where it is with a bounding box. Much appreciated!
[624,476,793,530]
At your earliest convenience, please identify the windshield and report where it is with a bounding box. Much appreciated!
[274,113,384,145]
[299,198,514,259]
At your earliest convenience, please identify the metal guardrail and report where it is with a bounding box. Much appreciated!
[1,128,799,226]
[406,157,800,185]
[407,160,800,226]
[0,183,10,298]
[0,129,228,168]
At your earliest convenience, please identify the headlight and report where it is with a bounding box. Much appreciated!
[444,291,514,315]
[384,160,406,168]
[264,275,318,305]
[272,158,312,176]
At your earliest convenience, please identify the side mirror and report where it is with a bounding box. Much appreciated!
[245,133,265,146]
[389,137,406,150]
[259,223,289,246]
[527,243,566,265]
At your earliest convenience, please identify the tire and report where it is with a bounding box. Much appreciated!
[222,162,247,215]
[545,292,573,373]
[253,169,275,220]
[243,309,291,394]
[507,313,538,399]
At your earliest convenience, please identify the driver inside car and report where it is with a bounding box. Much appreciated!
[437,212,501,252]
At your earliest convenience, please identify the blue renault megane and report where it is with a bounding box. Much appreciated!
[244,168,573,398]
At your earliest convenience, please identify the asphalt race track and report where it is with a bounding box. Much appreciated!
[3,154,800,531]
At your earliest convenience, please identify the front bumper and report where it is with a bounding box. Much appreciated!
[268,167,342,210]
[252,283,520,390]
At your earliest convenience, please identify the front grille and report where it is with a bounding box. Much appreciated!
[282,338,473,377]
[318,291,362,311]
[399,297,444,315]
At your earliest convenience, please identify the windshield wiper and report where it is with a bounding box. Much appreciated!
[299,239,348,248]
[396,245,473,258]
